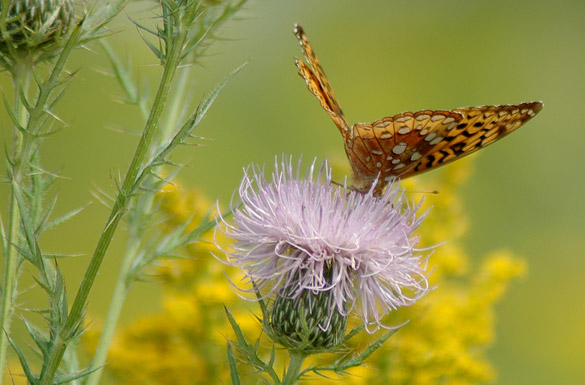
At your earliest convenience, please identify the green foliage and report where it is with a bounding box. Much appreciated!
[0,0,249,383]
[308,328,400,378]
[226,302,401,385]
[225,306,283,385]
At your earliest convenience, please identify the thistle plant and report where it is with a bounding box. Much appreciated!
[0,0,248,383]
[215,156,433,383]
[0,1,126,382]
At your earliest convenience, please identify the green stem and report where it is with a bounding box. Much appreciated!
[0,57,31,383]
[161,64,191,141]
[84,49,193,385]
[84,238,139,385]
[38,10,195,385]
[63,339,81,385]
[282,352,306,385]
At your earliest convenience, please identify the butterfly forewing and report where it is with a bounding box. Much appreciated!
[294,24,351,139]
[293,24,543,195]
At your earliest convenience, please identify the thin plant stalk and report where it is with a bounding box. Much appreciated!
[161,64,191,140]
[85,60,194,385]
[2,16,85,379]
[0,56,32,382]
[84,237,139,385]
[37,7,198,384]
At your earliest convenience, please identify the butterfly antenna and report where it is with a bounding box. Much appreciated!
[404,189,440,195]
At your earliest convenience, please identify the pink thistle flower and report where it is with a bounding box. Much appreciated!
[217,156,432,338]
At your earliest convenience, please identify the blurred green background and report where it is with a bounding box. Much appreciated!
[2,0,584,383]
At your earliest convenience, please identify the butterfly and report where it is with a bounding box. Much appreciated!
[293,24,543,195]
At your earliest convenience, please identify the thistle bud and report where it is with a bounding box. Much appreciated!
[0,0,74,63]
[269,282,347,353]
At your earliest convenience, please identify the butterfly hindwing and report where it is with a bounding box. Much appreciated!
[347,110,464,188]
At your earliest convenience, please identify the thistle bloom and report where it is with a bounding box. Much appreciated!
[217,156,432,341]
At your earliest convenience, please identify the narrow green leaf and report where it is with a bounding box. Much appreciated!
[336,327,401,371]
[4,142,16,167]
[183,0,249,59]
[183,18,214,59]
[41,252,85,259]
[134,23,163,59]
[84,0,128,34]
[2,94,26,133]
[193,61,248,128]
[18,85,32,112]
[6,333,38,384]
[12,184,42,263]
[252,281,270,322]
[227,341,242,385]
[36,193,59,232]
[40,203,88,233]
[253,335,261,351]
[22,318,50,356]
[100,40,147,108]
[54,365,102,385]
[55,267,69,326]
[224,306,249,347]
[30,272,52,293]
[39,14,85,94]
[45,77,73,112]
[9,240,33,264]
[130,17,161,38]
[340,325,364,344]
[135,62,247,197]
[268,344,276,367]
[32,64,44,90]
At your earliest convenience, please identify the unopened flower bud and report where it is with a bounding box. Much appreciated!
[0,0,74,63]
[269,277,347,352]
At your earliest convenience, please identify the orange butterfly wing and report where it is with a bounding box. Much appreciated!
[293,24,543,195]
[348,102,543,192]
[348,110,464,192]
[294,24,351,140]
[410,102,543,175]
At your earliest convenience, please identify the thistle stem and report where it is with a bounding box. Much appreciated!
[38,8,196,384]
[86,55,193,385]
[282,352,306,385]
[84,237,139,385]
[0,57,31,383]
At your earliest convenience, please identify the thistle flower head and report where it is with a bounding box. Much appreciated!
[0,0,74,63]
[217,156,432,347]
